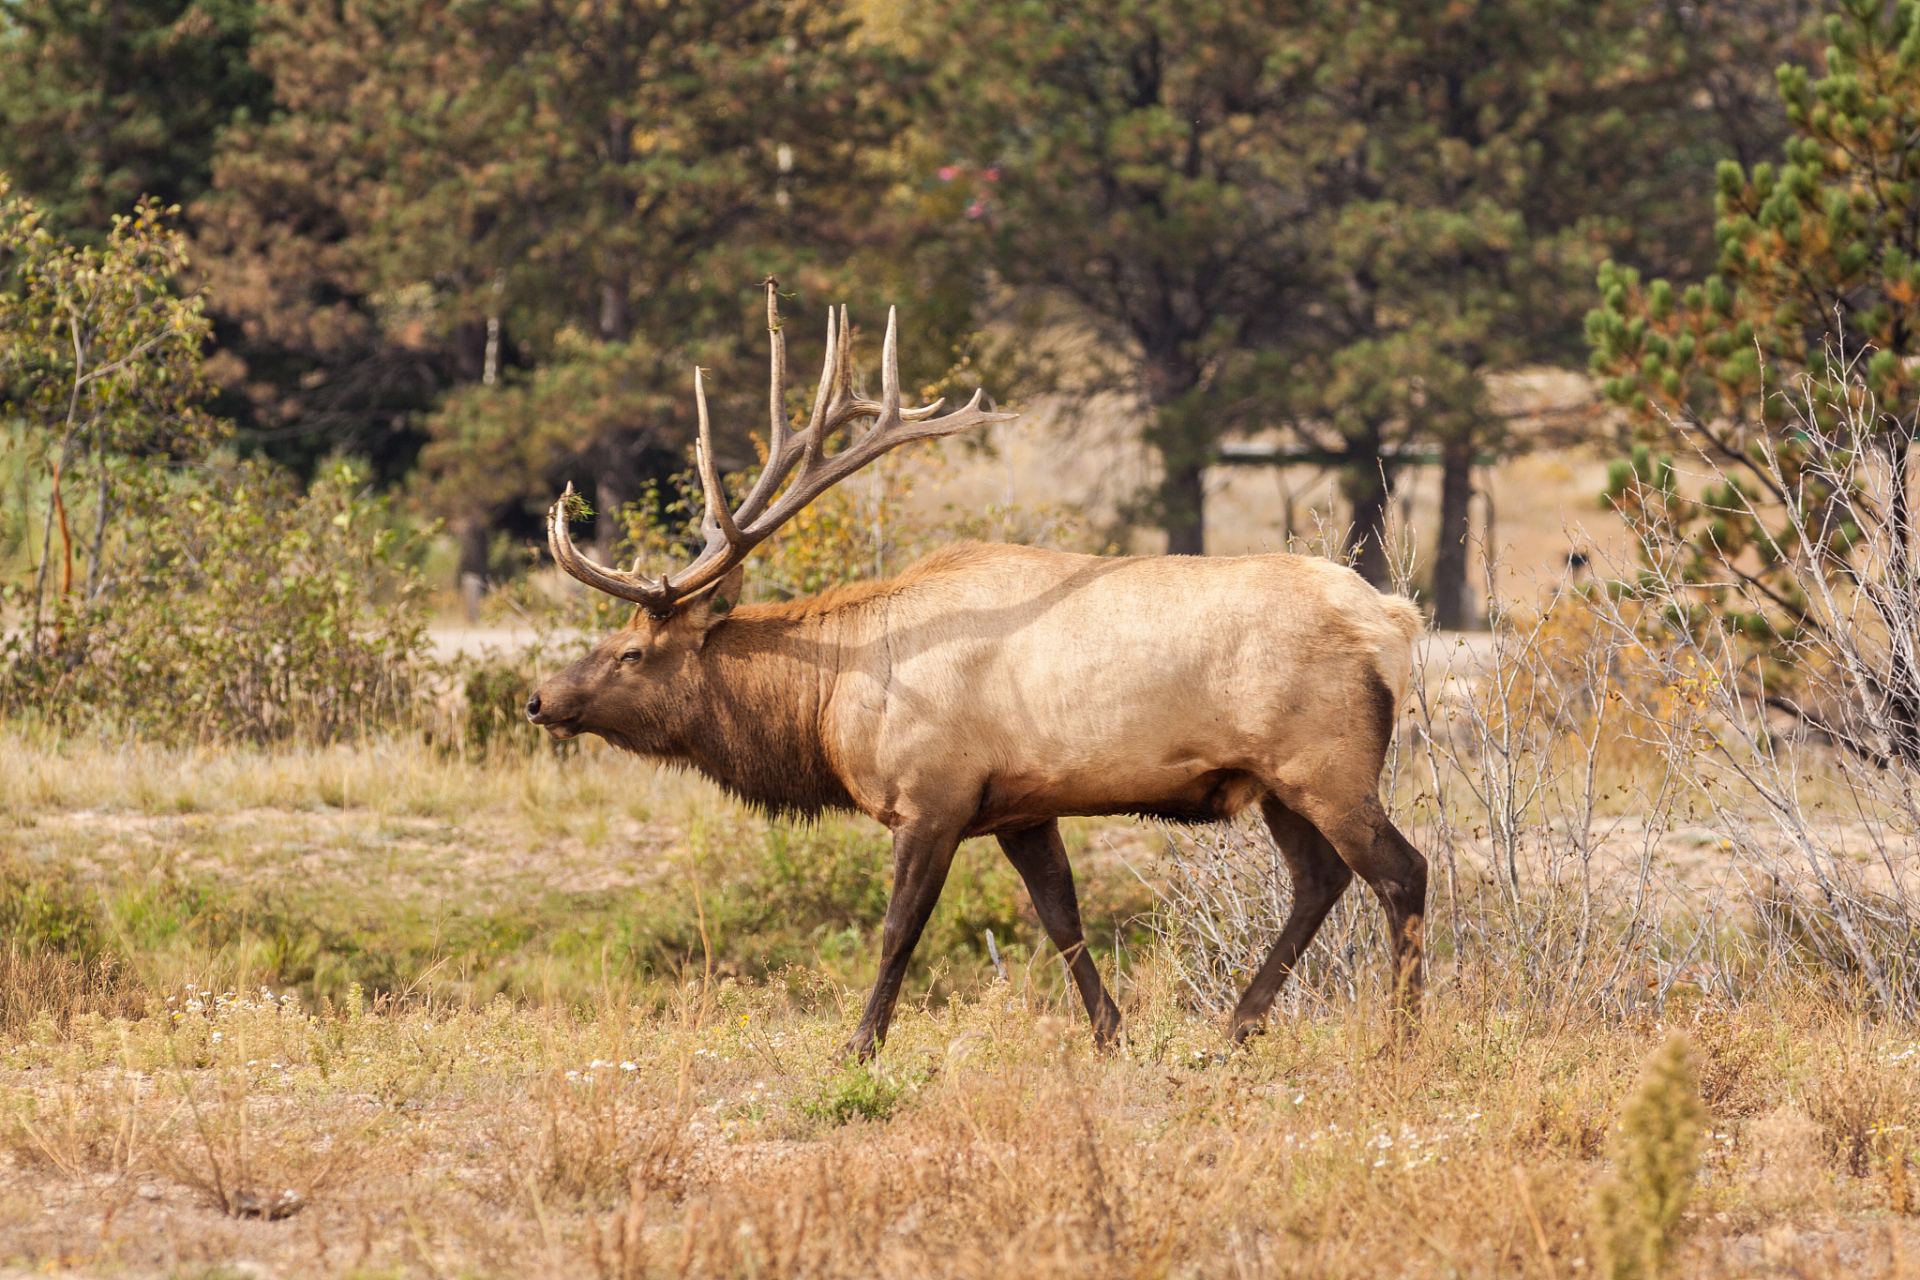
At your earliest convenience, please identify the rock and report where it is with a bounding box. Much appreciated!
[231,1188,305,1220]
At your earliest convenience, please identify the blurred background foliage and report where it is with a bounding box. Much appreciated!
[0,0,1860,740]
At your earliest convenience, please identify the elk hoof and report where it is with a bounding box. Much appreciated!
[833,1035,877,1066]
[1229,1017,1268,1045]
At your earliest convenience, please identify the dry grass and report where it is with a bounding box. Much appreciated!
[9,599,1920,1275]
[3,956,1920,1277]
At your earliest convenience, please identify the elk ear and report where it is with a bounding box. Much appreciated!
[677,564,746,639]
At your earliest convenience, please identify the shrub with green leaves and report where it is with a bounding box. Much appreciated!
[0,184,430,746]
[803,1064,925,1127]
[2,457,429,745]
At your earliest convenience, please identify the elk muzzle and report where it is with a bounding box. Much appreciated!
[524,679,583,739]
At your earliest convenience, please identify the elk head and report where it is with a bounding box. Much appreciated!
[525,280,1015,750]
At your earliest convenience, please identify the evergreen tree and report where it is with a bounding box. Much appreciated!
[1293,2,1624,594]
[195,0,910,561]
[1587,0,1920,741]
[1284,1,1810,600]
[914,0,1804,582]
[0,0,270,234]
[913,0,1332,556]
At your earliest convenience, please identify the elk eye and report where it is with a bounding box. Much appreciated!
[618,649,644,664]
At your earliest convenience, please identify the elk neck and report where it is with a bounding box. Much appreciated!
[672,597,864,821]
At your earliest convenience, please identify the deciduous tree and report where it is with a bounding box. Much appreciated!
[0,185,217,651]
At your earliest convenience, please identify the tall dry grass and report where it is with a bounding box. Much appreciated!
[3,945,1919,1278]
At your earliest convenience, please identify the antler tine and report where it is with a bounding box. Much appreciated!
[765,278,789,460]
[880,305,946,422]
[693,367,743,547]
[836,305,855,404]
[801,305,838,462]
[877,305,901,428]
[548,482,670,608]
[732,281,810,530]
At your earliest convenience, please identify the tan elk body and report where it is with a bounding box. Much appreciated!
[529,282,1428,1059]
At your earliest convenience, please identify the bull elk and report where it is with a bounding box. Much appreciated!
[527,281,1428,1060]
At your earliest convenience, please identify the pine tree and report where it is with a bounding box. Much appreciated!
[0,0,271,234]
[914,0,1801,581]
[1291,0,1808,598]
[194,0,914,560]
[912,0,1333,556]
[1587,0,1920,746]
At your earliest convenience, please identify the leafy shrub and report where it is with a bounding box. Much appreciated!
[452,655,562,756]
[1,457,429,745]
[803,1063,925,1126]
[0,856,146,1036]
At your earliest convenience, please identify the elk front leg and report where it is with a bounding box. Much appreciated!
[997,821,1121,1046]
[839,816,962,1063]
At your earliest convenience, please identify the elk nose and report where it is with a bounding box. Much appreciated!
[525,693,542,721]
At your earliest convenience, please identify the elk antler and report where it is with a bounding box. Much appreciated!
[549,279,1018,616]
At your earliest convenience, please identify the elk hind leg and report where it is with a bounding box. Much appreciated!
[1298,791,1428,1033]
[840,816,962,1063]
[1229,796,1353,1043]
[997,820,1122,1046]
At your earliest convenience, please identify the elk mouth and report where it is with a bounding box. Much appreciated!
[525,693,581,739]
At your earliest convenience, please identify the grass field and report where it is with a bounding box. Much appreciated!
[5,408,1920,1277]
[6,725,1920,1280]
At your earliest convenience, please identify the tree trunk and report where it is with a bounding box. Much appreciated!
[85,456,111,600]
[1162,463,1205,555]
[456,515,489,580]
[599,280,628,342]
[1431,433,1475,629]
[1142,353,1208,556]
[456,514,490,625]
[596,475,628,563]
[1343,460,1394,587]
[29,432,77,657]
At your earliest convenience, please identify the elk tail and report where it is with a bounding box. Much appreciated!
[1378,594,1425,711]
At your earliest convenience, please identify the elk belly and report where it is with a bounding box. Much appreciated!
[962,763,1264,836]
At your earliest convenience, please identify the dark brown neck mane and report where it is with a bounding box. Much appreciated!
[674,604,861,819]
